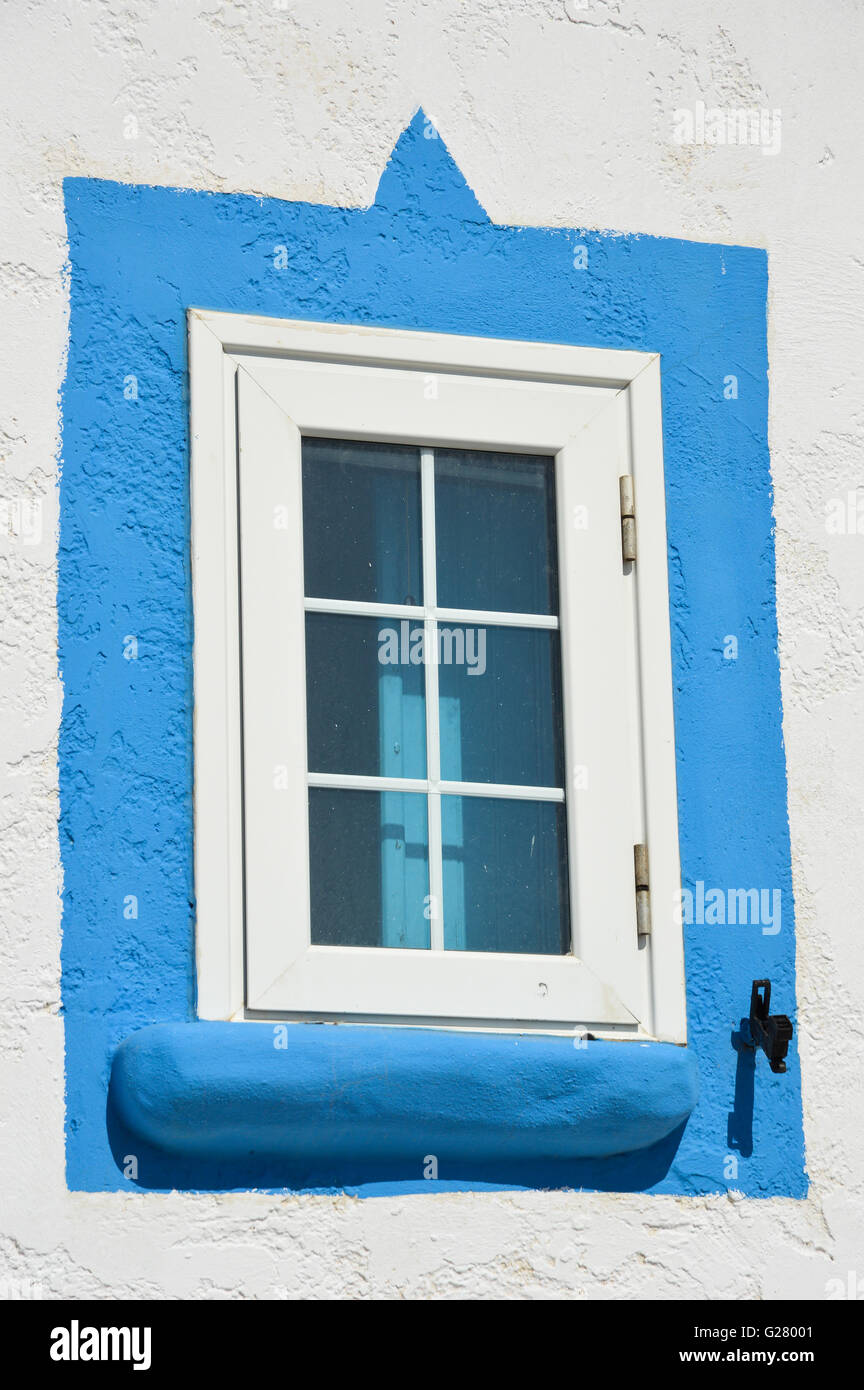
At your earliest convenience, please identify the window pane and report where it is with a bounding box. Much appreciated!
[305,613,426,778]
[302,437,423,604]
[441,796,570,955]
[309,788,430,948]
[435,448,558,614]
[438,625,564,787]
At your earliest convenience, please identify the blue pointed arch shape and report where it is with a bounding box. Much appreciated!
[59,109,806,1195]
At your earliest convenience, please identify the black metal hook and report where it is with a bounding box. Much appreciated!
[744,979,793,1074]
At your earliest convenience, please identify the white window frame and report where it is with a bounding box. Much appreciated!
[189,310,686,1042]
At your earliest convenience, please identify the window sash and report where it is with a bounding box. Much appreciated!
[235,365,642,1028]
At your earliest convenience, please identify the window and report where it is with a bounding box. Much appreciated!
[304,437,569,959]
[190,312,685,1040]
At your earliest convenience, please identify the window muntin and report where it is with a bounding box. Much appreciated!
[302,439,569,958]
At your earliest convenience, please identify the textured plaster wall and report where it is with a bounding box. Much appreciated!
[0,0,862,1299]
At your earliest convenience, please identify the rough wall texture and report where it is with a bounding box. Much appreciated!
[1,0,862,1298]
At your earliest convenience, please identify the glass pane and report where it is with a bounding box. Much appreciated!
[302,437,423,604]
[441,796,570,954]
[438,625,564,787]
[309,788,430,948]
[306,612,426,778]
[435,448,558,614]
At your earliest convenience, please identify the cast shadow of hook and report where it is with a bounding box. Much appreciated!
[727,1024,755,1159]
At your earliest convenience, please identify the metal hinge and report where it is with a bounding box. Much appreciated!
[619,475,636,563]
[634,842,651,938]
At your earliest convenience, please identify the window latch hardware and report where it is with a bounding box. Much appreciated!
[619,475,637,563]
[744,979,793,1074]
[634,842,651,938]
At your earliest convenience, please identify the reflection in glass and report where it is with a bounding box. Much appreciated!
[435,448,558,614]
[309,788,430,948]
[305,612,426,779]
[302,437,422,604]
[441,796,570,955]
[438,625,564,787]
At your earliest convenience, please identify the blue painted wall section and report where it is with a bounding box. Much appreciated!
[60,111,806,1195]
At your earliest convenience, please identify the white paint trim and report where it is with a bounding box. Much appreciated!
[189,315,244,1019]
[192,309,655,388]
[628,358,686,1042]
[235,367,312,1011]
[249,943,638,1028]
[227,352,610,454]
[555,398,644,1025]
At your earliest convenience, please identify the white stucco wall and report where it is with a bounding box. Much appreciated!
[1,0,861,1299]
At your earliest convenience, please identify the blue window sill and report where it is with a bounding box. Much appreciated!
[109,1022,698,1182]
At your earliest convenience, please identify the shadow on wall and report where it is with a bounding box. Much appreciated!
[728,1025,756,1159]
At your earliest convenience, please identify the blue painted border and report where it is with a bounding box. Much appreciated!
[60,111,806,1196]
